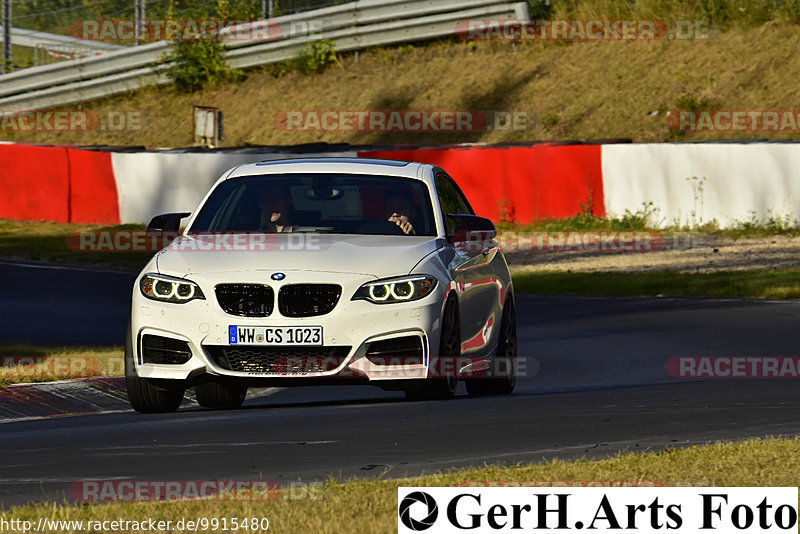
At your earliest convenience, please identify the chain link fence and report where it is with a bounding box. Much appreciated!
[271,0,350,16]
[2,0,352,69]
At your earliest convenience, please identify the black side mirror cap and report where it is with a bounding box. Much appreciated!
[446,214,497,247]
[146,212,191,234]
[447,213,496,234]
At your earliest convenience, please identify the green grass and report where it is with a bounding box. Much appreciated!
[0,219,152,271]
[512,269,800,299]
[2,437,799,533]
[497,206,800,240]
[0,344,123,388]
[719,213,800,239]
[497,204,658,233]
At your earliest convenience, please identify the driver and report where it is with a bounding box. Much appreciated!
[259,185,294,233]
[384,188,418,235]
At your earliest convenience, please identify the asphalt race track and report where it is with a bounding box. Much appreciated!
[2,261,800,508]
[0,261,135,346]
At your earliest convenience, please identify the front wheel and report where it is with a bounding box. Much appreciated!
[405,297,459,400]
[125,323,185,413]
[466,296,517,396]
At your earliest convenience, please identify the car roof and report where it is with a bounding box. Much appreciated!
[226,157,428,180]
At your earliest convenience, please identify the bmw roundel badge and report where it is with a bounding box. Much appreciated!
[271,272,286,281]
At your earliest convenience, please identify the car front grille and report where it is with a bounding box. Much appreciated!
[205,346,351,374]
[141,334,192,365]
[278,284,341,317]
[216,284,274,317]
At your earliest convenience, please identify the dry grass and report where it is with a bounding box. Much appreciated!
[0,345,123,387]
[2,21,800,147]
[0,219,150,270]
[3,437,800,533]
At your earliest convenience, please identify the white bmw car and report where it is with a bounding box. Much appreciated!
[126,158,516,412]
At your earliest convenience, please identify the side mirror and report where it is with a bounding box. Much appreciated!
[447,213,496,233]
[447,214,497,251]
[146,212,191,234]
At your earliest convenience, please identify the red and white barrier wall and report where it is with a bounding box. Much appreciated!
[363,143,800,227]
[361,145,605,221]
[0,143,119,224]
[601,143,800,227]
[0,142,798,226]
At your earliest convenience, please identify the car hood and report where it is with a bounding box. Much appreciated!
[156,233,443,277]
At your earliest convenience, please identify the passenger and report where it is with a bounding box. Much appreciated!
[259,185,294,233]
[384,188,419,235]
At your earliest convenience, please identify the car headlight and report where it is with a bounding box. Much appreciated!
[352,275,437,304]
[139,273,205,303]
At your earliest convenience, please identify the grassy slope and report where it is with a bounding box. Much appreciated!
[2,22,800,147]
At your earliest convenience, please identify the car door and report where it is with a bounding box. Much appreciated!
[435,171,503,358]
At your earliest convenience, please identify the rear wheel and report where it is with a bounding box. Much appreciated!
[405,297,459,400]
[466,296,517,396]
[195,380,247,409]
[125,323,185,413]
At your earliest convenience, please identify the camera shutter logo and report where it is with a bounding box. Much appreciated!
[399,491,438,531]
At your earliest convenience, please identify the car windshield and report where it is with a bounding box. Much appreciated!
[188,173,436,236]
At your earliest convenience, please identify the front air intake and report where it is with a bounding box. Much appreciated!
[141,334,192,365]
[365,336,423,365]
[205,346,351,374]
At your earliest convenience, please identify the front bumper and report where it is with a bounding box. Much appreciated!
[130,270,448,384]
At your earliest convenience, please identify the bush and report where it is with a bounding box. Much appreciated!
[162,39,245,92]
[294,39,339,74]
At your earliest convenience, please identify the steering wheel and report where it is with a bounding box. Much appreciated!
[356,220,406,235]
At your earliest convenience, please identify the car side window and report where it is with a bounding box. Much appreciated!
[435,172,474,233]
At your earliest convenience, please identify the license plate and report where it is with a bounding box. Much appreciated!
[229,326,323,345]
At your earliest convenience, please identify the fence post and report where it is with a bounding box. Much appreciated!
[2,0,11,73]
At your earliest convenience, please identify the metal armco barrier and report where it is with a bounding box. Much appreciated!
[0,0,530,111]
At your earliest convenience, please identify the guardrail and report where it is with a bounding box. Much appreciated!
[0,25,124,55]
[227,3,530,69]
[0,0,530,111]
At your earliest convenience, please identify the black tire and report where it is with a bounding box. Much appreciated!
[405,297,459,400]
[125,323,185,413]
[466,296,517,396]
[195,380,247,409]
